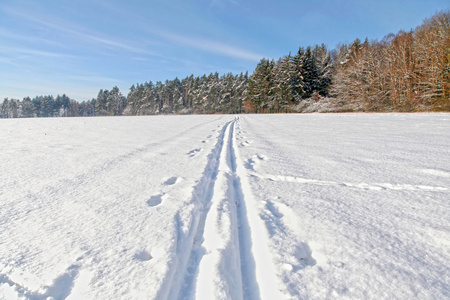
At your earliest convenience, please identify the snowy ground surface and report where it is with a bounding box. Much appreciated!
[1,113,449,300]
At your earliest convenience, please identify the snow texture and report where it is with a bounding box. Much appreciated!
[1,113,449,299]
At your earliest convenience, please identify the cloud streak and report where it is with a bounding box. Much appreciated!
[1,74,118,101]
[2,7,157,57]
[0,46,79,60]
[157,31,264,62]
[68,74,125,84]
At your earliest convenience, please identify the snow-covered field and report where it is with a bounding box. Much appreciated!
[1,113,449,300]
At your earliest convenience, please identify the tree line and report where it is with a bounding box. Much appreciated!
[1,10,448,118]
[331,10,449,112]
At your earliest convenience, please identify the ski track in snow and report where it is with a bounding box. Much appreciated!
[164,117,284,300]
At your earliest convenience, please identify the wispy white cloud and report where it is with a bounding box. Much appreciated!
[0,27,67,49]
[156,31,264,62]
[2,7,157,57]
[210,0,239,7]
[68,74,124,84]
[0,46,79,59]
[0,57,21,67]
[0,74,117,100]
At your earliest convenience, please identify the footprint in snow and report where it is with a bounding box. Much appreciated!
[294,243,316,267]
[38,264,81,299]
[187,148,202,157]
[134,249,152,261]
[164,176,179,186]
[244,154,268,170]
[245,158,256,171]
[256,154,268,160]
[147,194,164,207]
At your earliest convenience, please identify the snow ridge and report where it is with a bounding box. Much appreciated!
[253,174,448,191]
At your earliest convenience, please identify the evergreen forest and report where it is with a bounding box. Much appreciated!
[1,11,449,118]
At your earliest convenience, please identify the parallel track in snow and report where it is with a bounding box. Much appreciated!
[165,117,283,300]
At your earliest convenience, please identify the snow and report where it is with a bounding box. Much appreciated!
[1,113,449,300]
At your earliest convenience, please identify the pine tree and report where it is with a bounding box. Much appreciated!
[1,98,10,118]
[273,54,295,112]
[299,46,320,99]
[95,89,108,116]
[246,58,275,113]
[21,97,34,118]
[312,44,333,97]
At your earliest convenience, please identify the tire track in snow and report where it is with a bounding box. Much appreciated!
[166,117,283,300]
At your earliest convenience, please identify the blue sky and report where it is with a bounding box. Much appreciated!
[1,0,448,101]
